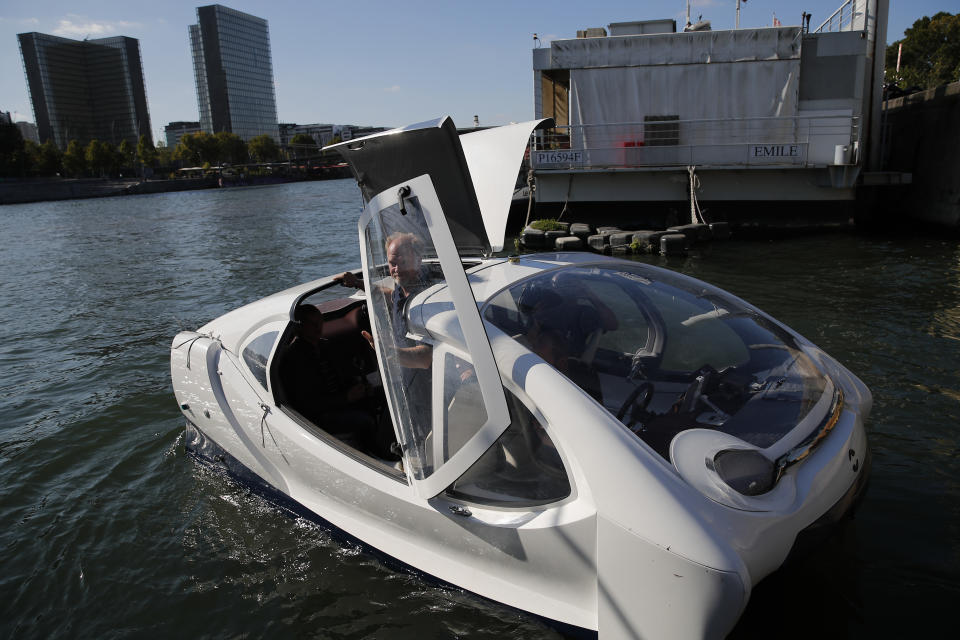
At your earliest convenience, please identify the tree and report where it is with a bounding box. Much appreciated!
[289,132,317,160]
[154,141,175,171]
[248,134,281,163]
[175,131,220,166]
[63,139,86,177]
[137,134,157,171]
[117,139,134,174]
[37,139,63,176]
[85,139,117,177]
[886,12,960,89]
[22,140,42,176]
[0,121,27,177]
[215,131,248,164]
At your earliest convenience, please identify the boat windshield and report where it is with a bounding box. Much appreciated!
[483,264,827,459]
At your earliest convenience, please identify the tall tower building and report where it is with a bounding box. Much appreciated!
[190,5,279,142]
[17,32,152,149]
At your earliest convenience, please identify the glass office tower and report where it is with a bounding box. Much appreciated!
[17,33,152,149]
[190,5,279,142]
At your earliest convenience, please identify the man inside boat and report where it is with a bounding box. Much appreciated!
[516,277,616,403]
[335,231,432,370]
[281,304,388,454]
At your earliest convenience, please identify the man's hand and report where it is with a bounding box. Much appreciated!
[335,271,363,290]
[361,330,375,350]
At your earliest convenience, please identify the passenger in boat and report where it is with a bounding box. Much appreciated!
[281,304,385,452]
[336,231,432,369]
[516,282,607,403]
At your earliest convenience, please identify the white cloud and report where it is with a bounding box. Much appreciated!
[383,85,401,93]
[51,15,140,38]
[0,16,39,25]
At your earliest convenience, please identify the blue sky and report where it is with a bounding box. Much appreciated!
[1,1,954,143]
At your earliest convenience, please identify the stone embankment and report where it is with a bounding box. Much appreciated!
[520,220,731,256]
[0,177,216,205]
[881,81,960,228]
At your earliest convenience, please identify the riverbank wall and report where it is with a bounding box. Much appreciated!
[0,169,352,206]
[879,81,960,228]
[0,177,217,205]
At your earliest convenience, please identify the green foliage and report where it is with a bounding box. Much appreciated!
[85,139,119,177]
[0,121,27,177]
[175,131,220,166]
[38,139,62,176]
[154,142,175,170]
[117,139,134,169]
[529,218,565,231]
[289,133,317,159]
[22,140,42,176]
[248,134,281,163]
[63,140,86,176]
[136,134,157,168]
[215,131,247,165]
[886,12,960,89]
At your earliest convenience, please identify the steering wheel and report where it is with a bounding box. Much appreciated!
[616,382,655,428]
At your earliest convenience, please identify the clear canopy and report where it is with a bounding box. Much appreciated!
[361,180,510,496]
[483,264,828,459]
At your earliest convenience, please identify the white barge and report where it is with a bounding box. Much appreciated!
[531,0,897,225]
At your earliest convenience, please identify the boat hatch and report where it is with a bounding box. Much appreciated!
[331,117,491,258]
[359,173,510,499]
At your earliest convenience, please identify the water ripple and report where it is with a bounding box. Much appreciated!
[1,184,958,638]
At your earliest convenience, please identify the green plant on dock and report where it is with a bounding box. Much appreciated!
[529,219,565,231]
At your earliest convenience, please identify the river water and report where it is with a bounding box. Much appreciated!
[1,179,957,638]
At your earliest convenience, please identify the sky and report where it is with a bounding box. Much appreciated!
[1,1,955,143]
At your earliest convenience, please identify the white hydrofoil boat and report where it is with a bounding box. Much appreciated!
[171,116,871,639]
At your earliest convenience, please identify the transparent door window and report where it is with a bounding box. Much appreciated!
[363,197,436,477]
[241,330,278,390]
[446,390,570,507]
[363,193,507,483]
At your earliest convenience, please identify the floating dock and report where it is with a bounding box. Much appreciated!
[529,0,893,228]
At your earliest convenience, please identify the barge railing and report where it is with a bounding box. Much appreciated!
[531,115,860,171]
[815,0,868,33]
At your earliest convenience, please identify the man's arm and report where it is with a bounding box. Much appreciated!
[396,344,432,369]
[361,331,432,369]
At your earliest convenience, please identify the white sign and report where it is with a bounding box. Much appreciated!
[749,144,801,159]
[535,150,584,165]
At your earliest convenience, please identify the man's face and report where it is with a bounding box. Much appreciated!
[386,239,421,287]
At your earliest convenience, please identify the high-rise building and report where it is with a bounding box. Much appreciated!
[164,121,202,149]
[190,5,279,142]
[17,32,151,149]
[16,121,40,144]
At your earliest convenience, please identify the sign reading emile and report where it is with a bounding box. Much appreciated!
[749,144,801,159]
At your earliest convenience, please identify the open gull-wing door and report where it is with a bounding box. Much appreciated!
[459,118,553,253]
[328,117,491,258]
[332,117,511,498]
